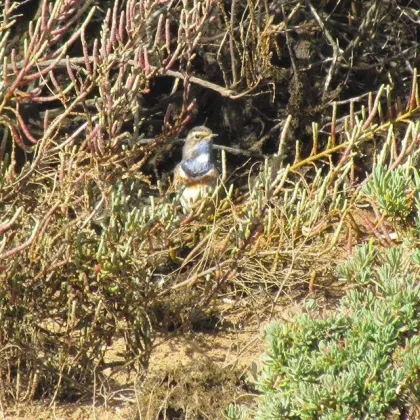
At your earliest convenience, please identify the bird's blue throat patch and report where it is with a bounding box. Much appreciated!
[181,157,214,179]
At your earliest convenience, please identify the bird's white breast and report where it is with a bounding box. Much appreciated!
[180,182,216,211]
[195,154,210,165]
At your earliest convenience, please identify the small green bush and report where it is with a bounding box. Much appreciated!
[225,402,248,420]
[256,244,420,419]
[363,165,420,221]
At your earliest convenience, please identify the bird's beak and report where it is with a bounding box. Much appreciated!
[208,133,218,139]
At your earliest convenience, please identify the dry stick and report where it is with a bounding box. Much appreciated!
[390,123,419,171]
[36,202,60,242]
[328,125,360,185]
[321,107,364,133]
[6,88,90,191]
[0,220,40,260]
[214,144,261,157]
[0,207,22,235]
[177,230,215,271]
[7,55,236,97]
[362,85,385,130]
[49,119,92,152]
[278,115,292,157]
[249,120,284,153]
[330,101,337,146]
[334,91,372,105]
[340,1,379,75]
[281,5,297,76]
[291,105,420,173]
[229,0,239,86]
[305,0,340,95]
[408,67,418,111]
[371,203,393,243]
[80,196,105,230]
[362,215,390,246]
[1,201,60,261]
[164,258,235,292]
[31,254,69,284]
[269,247,298,317]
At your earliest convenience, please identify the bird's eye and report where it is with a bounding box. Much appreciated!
[194,133,201,140]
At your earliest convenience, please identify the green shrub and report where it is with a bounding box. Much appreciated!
[225,403,248,420]
[363,165,420,221]
[256,244,420,419]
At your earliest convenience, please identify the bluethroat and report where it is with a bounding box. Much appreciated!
[174,126,219,211]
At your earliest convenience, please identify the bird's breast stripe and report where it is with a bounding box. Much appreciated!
[176,165,218,185]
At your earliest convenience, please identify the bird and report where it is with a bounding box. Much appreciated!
[174,126,219,211]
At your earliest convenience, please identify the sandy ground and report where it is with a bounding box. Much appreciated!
[1,302,275,420]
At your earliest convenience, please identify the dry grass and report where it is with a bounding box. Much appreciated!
[1,0,420,418]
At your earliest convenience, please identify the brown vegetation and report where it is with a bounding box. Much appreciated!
[1,0,420,418]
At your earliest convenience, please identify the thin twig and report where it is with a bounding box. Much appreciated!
[305,0,341,95]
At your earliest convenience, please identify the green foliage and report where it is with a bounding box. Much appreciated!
[225,403,248,420]
[256,244,420,419]
[363,165,420,221]
[337,239,376,286]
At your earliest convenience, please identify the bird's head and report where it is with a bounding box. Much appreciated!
[182,126,217,160]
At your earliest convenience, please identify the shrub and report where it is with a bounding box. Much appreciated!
[256,244,420,419]
[0,181,165,401]
[2,0,420,412]
[363,165,420,222]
